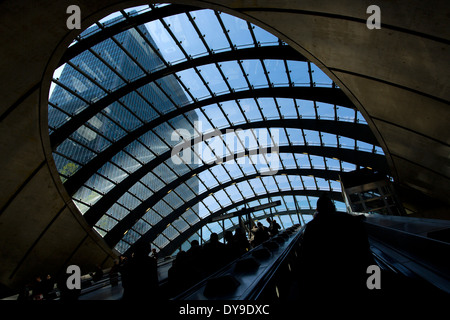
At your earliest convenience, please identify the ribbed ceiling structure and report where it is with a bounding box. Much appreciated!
[48,4,387,256]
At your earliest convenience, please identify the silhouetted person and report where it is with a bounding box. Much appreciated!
[224,230,239,261]
[267,217,281,236]
[150,248,159,260]
[31,275,45,300]
[186,240,205,284]
[252,222,270,247]
[168,250,191,296]
[234,227,252,255]
[203,233,227,273]
[186,240,202,260]
[298,195,374,298]
[121,242,159,301]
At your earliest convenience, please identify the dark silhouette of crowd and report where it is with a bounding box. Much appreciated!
[168,228,253,296]
[17,274,56,300]
[15,218,284,300]
[167,220,285,297]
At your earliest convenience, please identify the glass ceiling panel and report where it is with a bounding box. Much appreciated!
[219,13,254,49]
[259,98,279,120]
[252,24,278,46]
[219,61,249,91]
[162,13,208,58]
[241,60,269,88]
[202,104,229,128]
[240,98,264,121]
[337,106,356,122]
[316,102,335,120]
[311,63,333,87]
[197,63,229,95]
[140,81,177,114]
[287,60,310,86]
[190,10,229,53]
[103,101,142,132]
[277,98,298,119]
[264,60,289,85]
[296,99,316,118]
[221,100,246,125]
[144,19,186,63]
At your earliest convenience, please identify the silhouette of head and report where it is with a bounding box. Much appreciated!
[210,233,219,242]
[316,195,336,214]
[191,240,199,247]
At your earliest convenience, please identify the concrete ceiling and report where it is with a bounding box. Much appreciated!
[0,0,448,292]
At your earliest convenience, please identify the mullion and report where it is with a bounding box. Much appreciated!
[247,22,259,48]
[259,59,273,87]
[186,11,212,55]
[279,195,291,215]
[307,61,314,87]
[306,195,312,210]
[214,11,235,51]
[283,59,293,87]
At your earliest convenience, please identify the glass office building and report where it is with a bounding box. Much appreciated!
[47,4,386,257]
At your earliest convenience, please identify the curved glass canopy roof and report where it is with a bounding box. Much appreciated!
[48,4,387,256]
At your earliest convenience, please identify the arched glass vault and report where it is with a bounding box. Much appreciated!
[47,4,387,256]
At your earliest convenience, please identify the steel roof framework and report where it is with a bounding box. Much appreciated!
[48,4,388,255]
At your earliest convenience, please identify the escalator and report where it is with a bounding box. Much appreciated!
[173,217,449,301]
